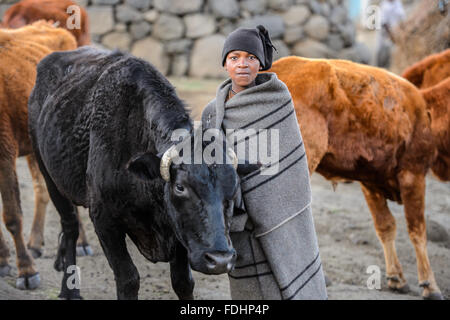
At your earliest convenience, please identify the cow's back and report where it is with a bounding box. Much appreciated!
[402,49,450,89]
[29,47,126,206]
[29,46,185,209]
[326,59,434,177]
[0,30,60,156]
[3,20,78,53]
[270,56,434,195]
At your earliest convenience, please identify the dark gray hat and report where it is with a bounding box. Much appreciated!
[221,25,277,71]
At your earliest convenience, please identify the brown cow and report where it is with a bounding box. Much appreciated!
[1,0,90,47]
[402,49,450,89]
[0,21,77,289]
[268,56,448,300]
[2,1,94,258]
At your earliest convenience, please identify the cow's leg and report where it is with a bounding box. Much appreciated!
[27,152,92,259]
[398,170,443,300]
[33,152,81,299]
[26,154,50,259]
[90,206,140,300]
[0,226,11,277]
[48,192,80,299]
[0,158,40,289]
[170,241,194,300]
[75,208,93,257]
[360,184,409,293]
[47,183,80,299]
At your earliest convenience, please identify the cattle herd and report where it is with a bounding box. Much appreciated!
[0,0,448,300]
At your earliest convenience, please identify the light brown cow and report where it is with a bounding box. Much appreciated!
[268,56,448,300]
[0,21,77,289]
[402,49,450,89]
[2,2,94,258]
[1,0,90,47]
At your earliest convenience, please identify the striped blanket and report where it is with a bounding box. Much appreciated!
[201,73,327,300]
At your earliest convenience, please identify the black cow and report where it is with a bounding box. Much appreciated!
[28,47,239,300]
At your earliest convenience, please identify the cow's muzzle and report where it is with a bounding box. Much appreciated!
[203,250,236,274]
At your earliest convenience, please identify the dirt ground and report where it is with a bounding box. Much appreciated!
[0,77,449,300]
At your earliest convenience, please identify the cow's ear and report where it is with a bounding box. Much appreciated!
[127,153,161,180]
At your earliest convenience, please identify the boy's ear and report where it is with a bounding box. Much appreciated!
[127,152,161,180]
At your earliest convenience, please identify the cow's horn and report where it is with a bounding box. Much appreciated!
[227,148,238,170]
[160,145,178,182]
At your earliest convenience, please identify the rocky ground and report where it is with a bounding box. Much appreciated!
[0,77,449,300]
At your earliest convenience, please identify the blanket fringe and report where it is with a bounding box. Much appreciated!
[254,202,311,238]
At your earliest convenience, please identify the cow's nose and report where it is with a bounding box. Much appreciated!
[204,250,236,274]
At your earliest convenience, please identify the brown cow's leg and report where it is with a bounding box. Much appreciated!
[26,154,50,258]
[0,227,11,276]
[27,153,92,257]
[398,170,443,300]
[0,159,40,289]
[360,184,409,293]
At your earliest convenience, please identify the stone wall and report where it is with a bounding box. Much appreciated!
[0,0,371,78]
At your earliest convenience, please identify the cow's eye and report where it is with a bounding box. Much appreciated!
[175,184,185,193]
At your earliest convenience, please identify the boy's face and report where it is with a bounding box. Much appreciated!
[224,50,261,88]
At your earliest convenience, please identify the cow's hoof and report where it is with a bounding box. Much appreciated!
[423,292,444,300]
[76,245,93,257]
[16,272,41,290]
[178,294,194,300]
[0,264,12,277]
[58,296,84,300]
[387,276,409,294]
[391,283,410,294]
[58,295,84,300]
[58,290,83,300]
[28,247,43,259]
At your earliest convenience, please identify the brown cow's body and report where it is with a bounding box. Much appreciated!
[1,0,90,47]
[0,21,77,288]
[402,49,450,89]
[269,56,447,300]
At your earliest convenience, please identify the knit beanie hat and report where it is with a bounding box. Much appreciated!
[221,25,277,71]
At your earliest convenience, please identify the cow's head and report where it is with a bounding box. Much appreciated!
[127,136,242,274]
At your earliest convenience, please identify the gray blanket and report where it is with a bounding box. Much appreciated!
[201,73,327,300]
